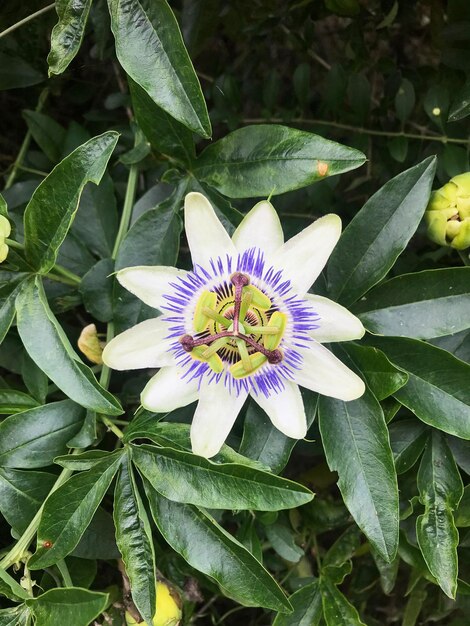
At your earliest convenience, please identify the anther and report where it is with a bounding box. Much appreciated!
[231,272,250,287]
[179,334,195,352]
[267,349,283,364]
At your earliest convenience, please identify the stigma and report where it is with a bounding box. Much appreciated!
[179,271,286,378]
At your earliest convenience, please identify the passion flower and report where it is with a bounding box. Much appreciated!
[103,193,365,457]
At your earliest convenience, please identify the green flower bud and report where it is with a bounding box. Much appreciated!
[0,215,11,263]
[425,173,470,250]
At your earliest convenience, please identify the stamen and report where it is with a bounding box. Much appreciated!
[236,339,253,373]
[201,337,229,358]
[243,324,280,335]
[202,307,232,328]
[239,290,253,322]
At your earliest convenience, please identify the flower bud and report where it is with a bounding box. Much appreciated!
[425,173,470,250]
[0,215,11,263]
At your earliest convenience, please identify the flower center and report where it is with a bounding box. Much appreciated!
[179,272,286,378]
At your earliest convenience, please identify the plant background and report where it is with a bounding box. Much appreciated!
[0,1,470,625]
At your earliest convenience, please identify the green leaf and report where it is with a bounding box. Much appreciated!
[48,0,93,76]
[0,276,27,344]
[265,520,304,562]
[131,443,313,511]
[113,453,156,625]
[0,605,30,626]
[0,400,84,468]
[54,450,115,471]
[0,53,44,90]
[240,392,318,474]
[115,203,181,271]
[0,468,56,534]
[79,258,114,323]
[272,580,322,626]
[23,131,119,273]
[371,547,399,594]
[123,417,268,470]
[108,0,211,138]
[319,387,399,561]
[455,485,470,527]
[194,124,366,198]
[143,482,292,612]
[389,419,428,474]
[22,111,66,163]
[327,156,437,306]
[16,277,122,416]
[114,197,182,332]
[129,77,195,165]
[26,587,108,626]
[395,78,415,122]
[320,577,366,626]
[71,172,119,259]
[28,453,123,569]
[352,268,470,339]
[344,343,408,400]
[416,431,463,598]
[368,336,470,439]
[448,78,470,122]
[0,389,39,414]
[71,507,120,560]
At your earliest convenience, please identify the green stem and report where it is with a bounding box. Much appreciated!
[5,239,81,285]
[4,89,48,190]
[111,164,139,260]
[16,165,49,177]
[242,117,470,146]
[0,4,55,40]
[50,263,81,285]
[458,249,470,266]
[0,451,81,570]
[102,415,124,439]
[57,559,73,587]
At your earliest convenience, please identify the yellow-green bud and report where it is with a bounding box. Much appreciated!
[425,173,470,250]
[125,580,182,626]
[0,215,11,263]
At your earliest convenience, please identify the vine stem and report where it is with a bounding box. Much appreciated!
[0,452,80,570]
[99,162,139,432]
[242,117,470,146]
[0,4,55,40]
[5,239,81,286]
[4,89,49,190]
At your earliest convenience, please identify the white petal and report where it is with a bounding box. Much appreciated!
[232,200,284,255]
[293,341,365,401]
[191,381,248,458]
[141,366,199,413]
[251,381,307,439]
[102,318,175,370]
[184,192,236,269]
[276,214,341,296]
[305,294,365,343]
[117,265,187,311]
